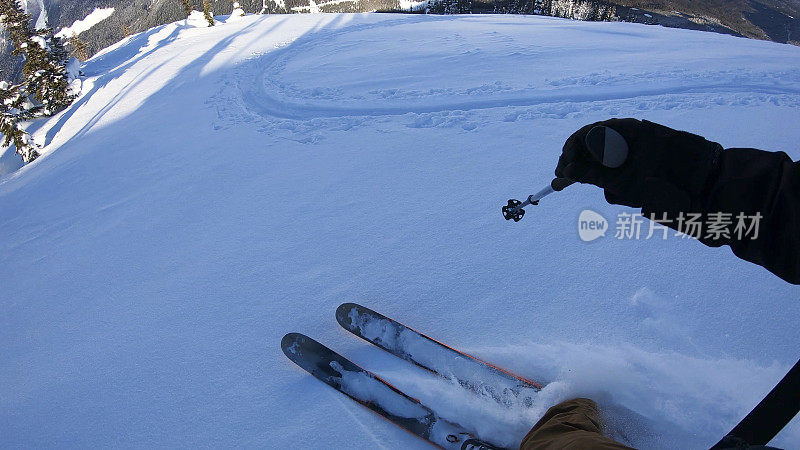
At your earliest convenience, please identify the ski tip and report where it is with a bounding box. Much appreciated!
[281,332,306,357]
[335,302,363,328]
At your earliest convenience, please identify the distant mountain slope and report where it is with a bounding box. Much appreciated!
[0,0,108,80]
[609,0,799,44]
[0,0,798,83]
[0,0,269,81]
[2,13,800,449]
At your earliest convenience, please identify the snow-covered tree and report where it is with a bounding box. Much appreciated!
[0,0,79,162]
[260,0,288,14]
[596,4,616,21]
[21,26,76,114]
[0,0,33,49]
[231,2,246,17]
[0,81,39,162]
[547,0,615,21]
[1,0,75,113]
[427,0,471,14]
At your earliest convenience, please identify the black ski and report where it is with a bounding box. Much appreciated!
[336,303,542,407]
[281,332,506,449]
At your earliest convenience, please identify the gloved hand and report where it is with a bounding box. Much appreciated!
[556,118,800,285]
[555,118,723,215]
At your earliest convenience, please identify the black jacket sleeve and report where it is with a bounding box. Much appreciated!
[691,147,800,284]
[557,119,800,284]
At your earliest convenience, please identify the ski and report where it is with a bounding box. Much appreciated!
[335,303,542,408]
[281,332,505,450]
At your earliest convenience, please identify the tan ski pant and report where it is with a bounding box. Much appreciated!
[520,398,635,450]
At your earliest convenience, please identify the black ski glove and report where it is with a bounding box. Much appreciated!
[555,118,722,218]
[557,118,800,284]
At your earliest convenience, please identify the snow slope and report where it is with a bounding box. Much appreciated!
[2,13,800,449]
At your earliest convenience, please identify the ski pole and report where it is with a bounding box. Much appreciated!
[502,125,630,222]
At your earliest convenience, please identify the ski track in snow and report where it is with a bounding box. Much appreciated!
[210,16,800,133]
[2,13,800,450]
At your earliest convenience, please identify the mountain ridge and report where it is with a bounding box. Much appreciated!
[0,0,797,83]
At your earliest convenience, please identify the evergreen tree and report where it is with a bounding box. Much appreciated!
[203,0,215,26]
[260,0,286,14]
[455,0,472,13]
[0,0,33,49]
[0,81,39,162]
[600,4,616,21]
[68,35,90,61]
[1,0,75,113]
[0,0,37,162]
[180,0,194,16]
[0,0,77,162]
[23,26,76,114]
[541,0,552,15]
[426,0,443,14]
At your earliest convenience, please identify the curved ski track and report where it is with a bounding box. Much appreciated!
[219,18,800,124]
